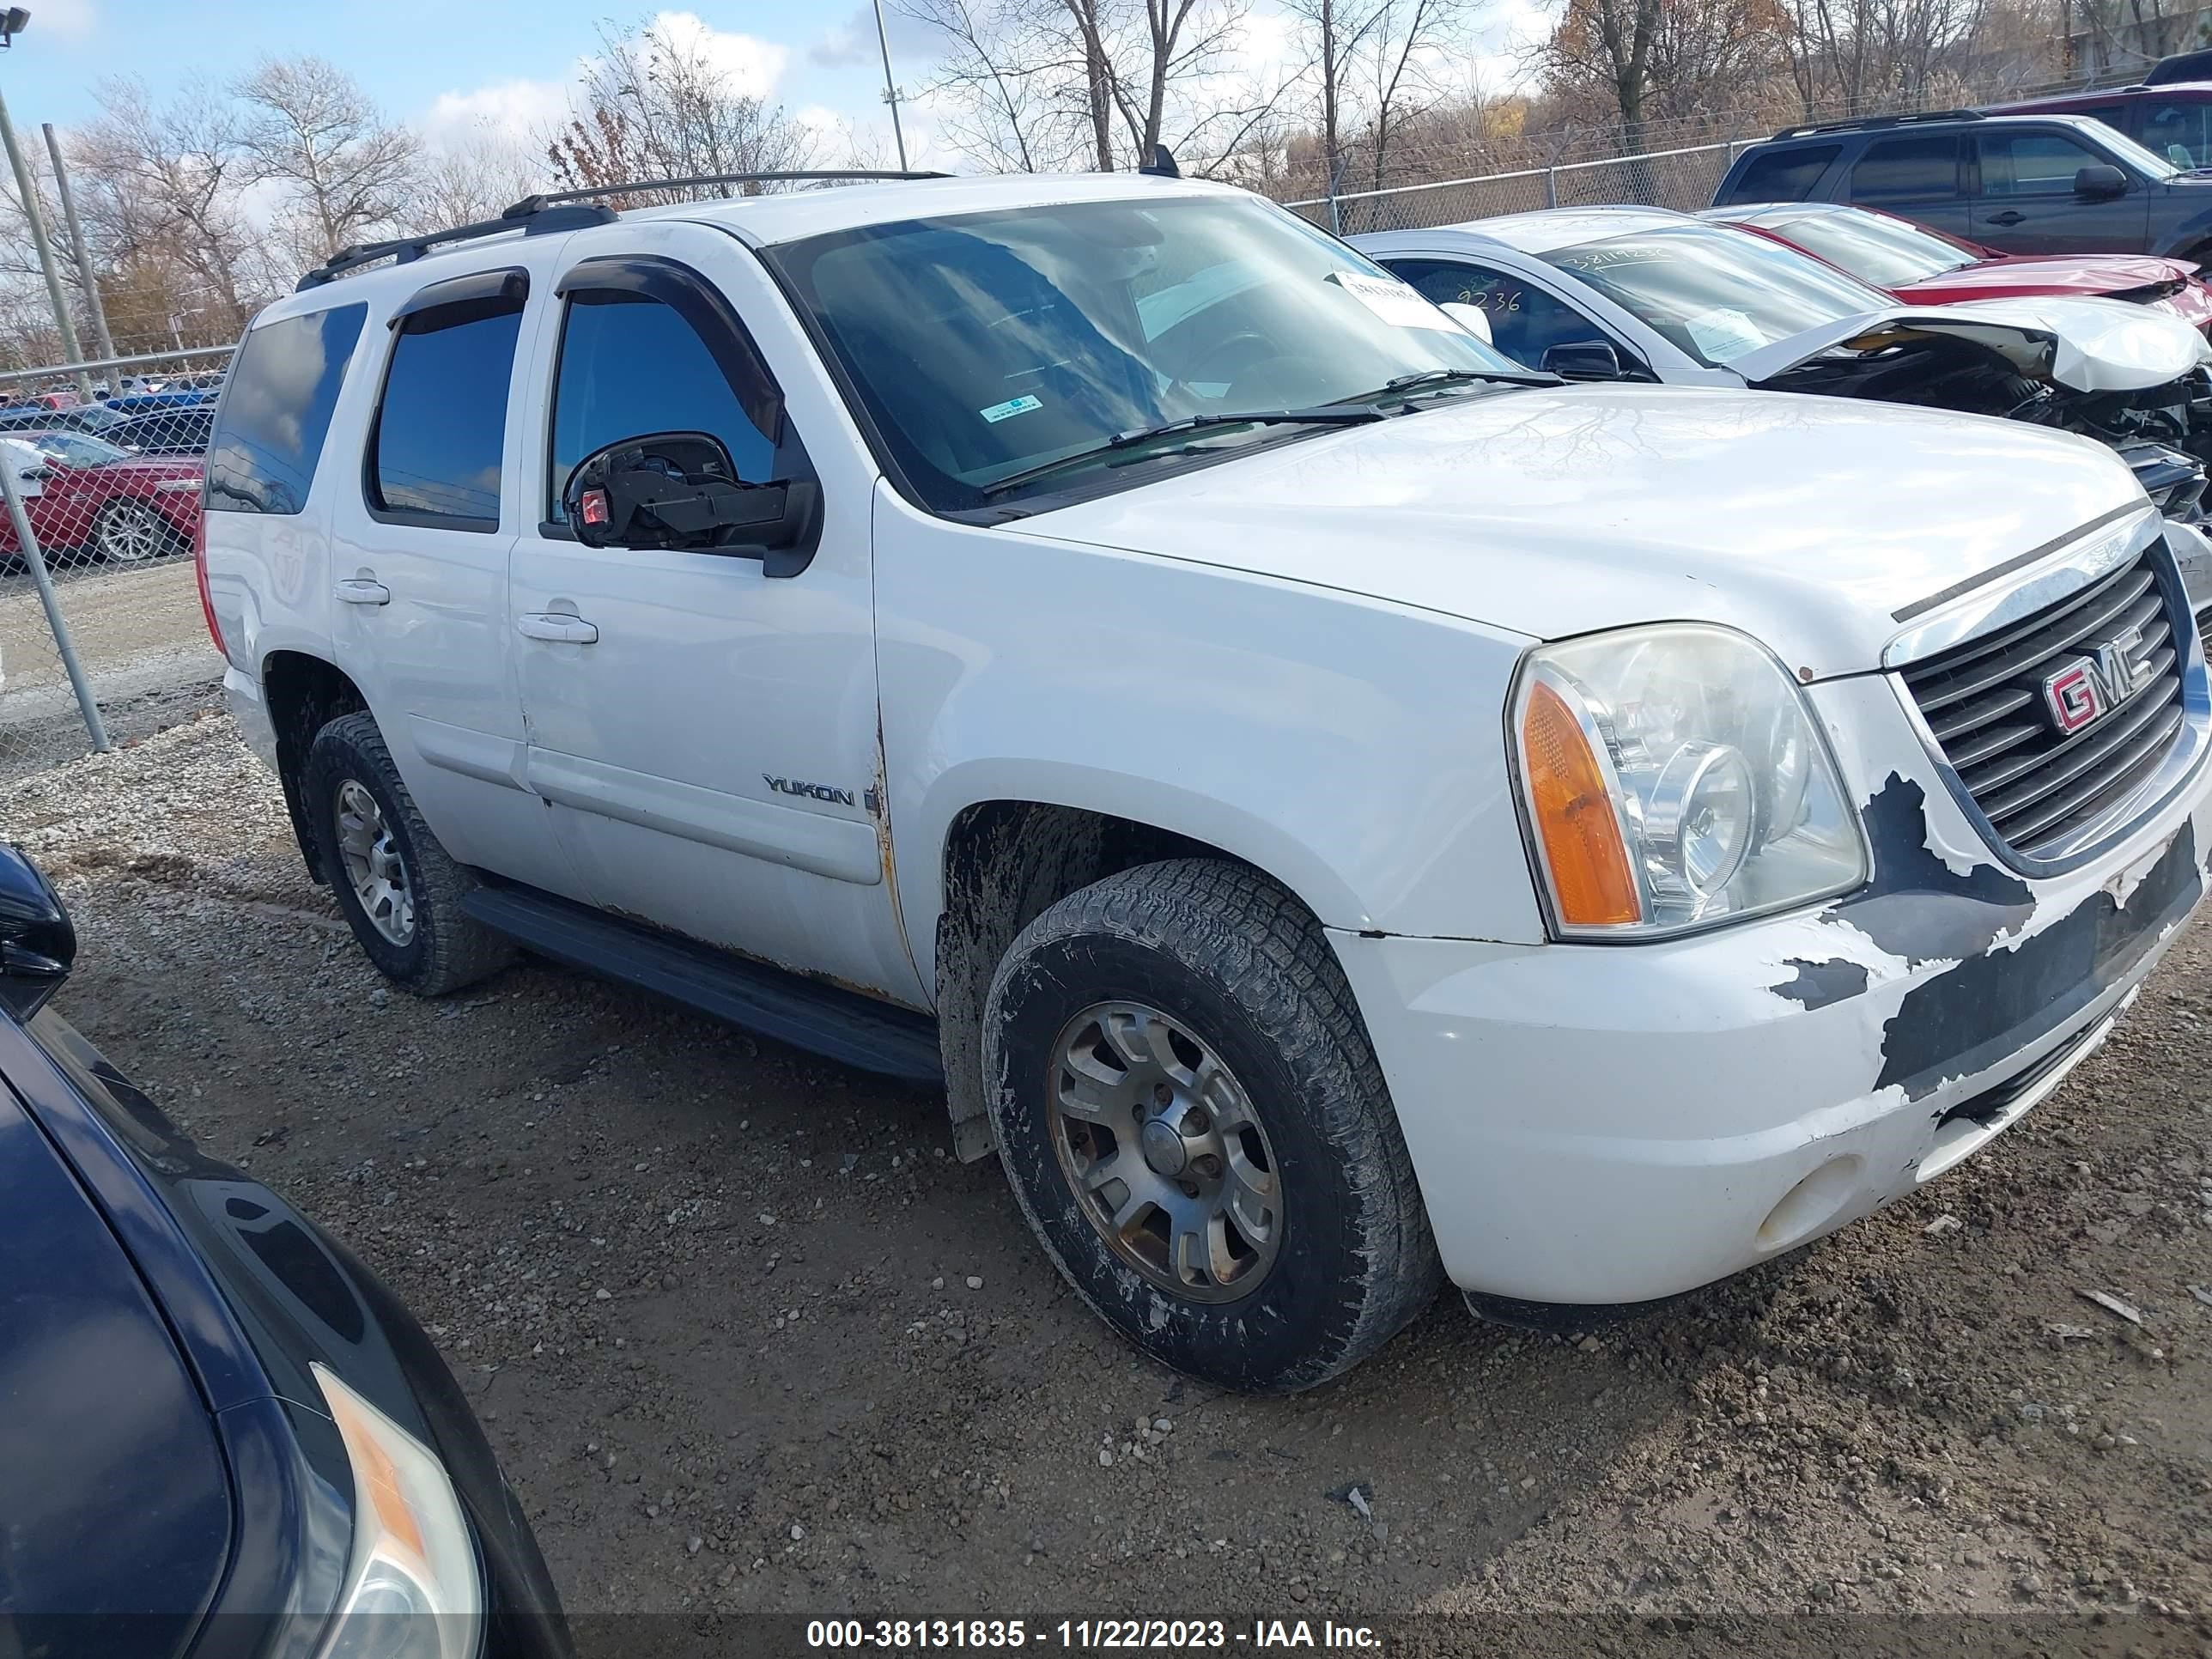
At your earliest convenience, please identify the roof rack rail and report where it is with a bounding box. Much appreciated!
[295,202,616,290]
[502,168,949,217]
[296,169,949,291]
[1770,107,1985,140]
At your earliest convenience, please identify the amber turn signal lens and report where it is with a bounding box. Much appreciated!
[1522,680,1640,927]
[321,1371,430,1563]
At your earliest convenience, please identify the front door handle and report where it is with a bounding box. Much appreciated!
[335,578,390,605]
[1986,210,2025,226]
[516,612,599,644]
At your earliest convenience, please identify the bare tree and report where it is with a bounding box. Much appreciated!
[71,76,267,329]
[902,0,1277,172]
[1536,0,1666,152]
[1362,0,1468,190]
[1778,0,1990,112]
[548,16,816,198]
[900,0,1090,169]
[1283,0,1378,192]
[235,57,420,264]
[1060,0,1124,167]
[401,142,546,236]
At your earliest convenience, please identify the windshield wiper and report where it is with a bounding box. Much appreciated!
[1371,366,1559,394]
[980,404,1384,498]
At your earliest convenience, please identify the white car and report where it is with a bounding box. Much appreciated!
[201,171,2212,1391]
[1355,207,2212,515]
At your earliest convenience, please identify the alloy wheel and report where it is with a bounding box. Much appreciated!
[1045,1000,1283,1304]
[334,779,416,945]
[95,501,167,563]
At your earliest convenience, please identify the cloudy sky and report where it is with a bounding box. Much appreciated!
[9,0,1549,169]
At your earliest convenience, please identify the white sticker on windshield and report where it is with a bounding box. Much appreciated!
[1684,306,1771,364]
[980,394,1042,423]
[1328,270,1459,331]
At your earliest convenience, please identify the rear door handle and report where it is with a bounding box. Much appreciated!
[334,579,390,605]
[516,612,599,644]
[1986,210,2025,226]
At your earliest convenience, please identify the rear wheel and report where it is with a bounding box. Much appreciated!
[984,859,1441,1393]
[92,499,179,564]
[303,711,513,996]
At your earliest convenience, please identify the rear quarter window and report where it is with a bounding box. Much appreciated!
[1717,144,1840,205]
[1848,134,1964,202]
[205,303,368,515]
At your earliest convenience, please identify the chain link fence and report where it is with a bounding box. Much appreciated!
[1290,139,1748,235]
[0,344,233,779]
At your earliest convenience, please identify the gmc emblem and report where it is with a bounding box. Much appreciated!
[2040,621,2152,736]
[2041,659,2105,735]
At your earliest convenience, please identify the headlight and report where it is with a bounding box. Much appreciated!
[1511,623,1866,938]
[154,479,198,492]
[313,1363,482,1659]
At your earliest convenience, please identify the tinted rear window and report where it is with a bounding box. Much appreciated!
[1848,135,1962,201]
[205,304,367,514]
[1718,144,1839,205]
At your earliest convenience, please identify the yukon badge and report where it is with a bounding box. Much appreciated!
[763,774,855,806]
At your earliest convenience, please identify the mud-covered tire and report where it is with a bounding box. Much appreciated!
[984,859,1442,1393]
[303,710,514,997]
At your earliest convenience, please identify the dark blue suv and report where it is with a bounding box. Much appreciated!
[1713,109,2212,261]
[0,843,569,1659]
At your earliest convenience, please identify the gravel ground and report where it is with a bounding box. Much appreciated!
[0,558,221,778]
[7,714,2212,1635]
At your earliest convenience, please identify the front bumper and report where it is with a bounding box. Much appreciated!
[1332,714,2212,1308]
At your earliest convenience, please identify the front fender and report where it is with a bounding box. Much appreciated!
[2151,207,2212,260]
[872,483,1550,988]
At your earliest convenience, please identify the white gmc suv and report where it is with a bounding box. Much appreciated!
[201,170,2212,1392]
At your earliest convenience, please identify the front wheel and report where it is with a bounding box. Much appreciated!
[984,860,1441,1393]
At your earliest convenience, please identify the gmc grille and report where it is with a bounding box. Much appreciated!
[1899,548,2187,861]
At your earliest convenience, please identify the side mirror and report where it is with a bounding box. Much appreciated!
[2075,163,2129,200]
[0,843,74,1019]
[1541,341,1628,381]
[1439,301,1493,344]
[561,431,821,576]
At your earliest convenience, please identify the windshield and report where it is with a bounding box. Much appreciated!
[30,433,131,466]
[1753,209,1977,286]
[767,195,1525,509]
[2094,125,2183,179]
[1548,223,1893,368]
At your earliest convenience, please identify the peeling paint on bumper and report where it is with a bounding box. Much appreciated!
[1329,742,2212,1307]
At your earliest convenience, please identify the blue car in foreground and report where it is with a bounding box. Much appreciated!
[0,843,569,1659]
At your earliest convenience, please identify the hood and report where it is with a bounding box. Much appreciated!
[1893,253,2196,303]
[1730,296,2212,394]
[1014,386,2143,681]
[0,1085,233,1644]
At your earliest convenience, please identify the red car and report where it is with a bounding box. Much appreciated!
[1703,201,2212,334]
[0,430,203,566]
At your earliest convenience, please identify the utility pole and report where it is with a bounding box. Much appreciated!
[0,92,94,403]
[0,21,94,407]
[43,123,114,368]
[872,0,909,171]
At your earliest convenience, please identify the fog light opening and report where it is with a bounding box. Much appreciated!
[1757,1155,1865,1254]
